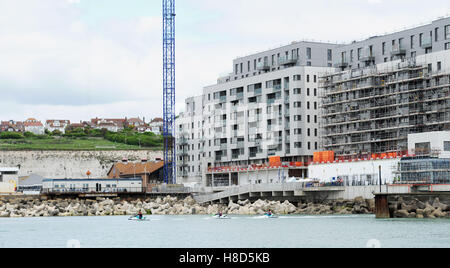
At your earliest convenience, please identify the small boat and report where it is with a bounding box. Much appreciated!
[263,214,278,219]
[212,214,231,219]
[128,216,150,221]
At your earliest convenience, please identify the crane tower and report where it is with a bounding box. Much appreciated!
[162,0,176,184]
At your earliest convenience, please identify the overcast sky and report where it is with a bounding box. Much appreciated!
[1,0,449,123]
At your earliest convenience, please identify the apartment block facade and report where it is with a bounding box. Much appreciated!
[177,16,450,186]
[176,41,338,186]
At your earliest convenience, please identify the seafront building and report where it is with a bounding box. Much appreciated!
[176,16,450,189]
[176,41,339,187]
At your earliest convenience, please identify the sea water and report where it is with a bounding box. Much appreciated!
[0,215,449,248]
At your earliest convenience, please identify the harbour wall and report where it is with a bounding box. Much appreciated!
[0,150,163,179]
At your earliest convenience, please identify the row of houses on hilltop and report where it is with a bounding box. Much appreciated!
[0,117,164,135]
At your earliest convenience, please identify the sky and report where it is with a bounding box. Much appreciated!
[0,0,449,123]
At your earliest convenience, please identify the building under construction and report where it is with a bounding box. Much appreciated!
[320,50,450,159]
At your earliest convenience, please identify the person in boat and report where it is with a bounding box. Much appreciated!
[137,210,143,220]
[267,210,273,217]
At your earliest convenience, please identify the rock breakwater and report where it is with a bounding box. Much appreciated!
[0,196,375,218]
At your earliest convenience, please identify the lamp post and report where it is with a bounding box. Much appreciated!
[379,165,382,193]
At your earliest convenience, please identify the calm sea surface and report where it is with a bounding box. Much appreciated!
[0,215,449,248]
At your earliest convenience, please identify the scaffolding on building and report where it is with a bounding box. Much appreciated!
[320,60,450,160]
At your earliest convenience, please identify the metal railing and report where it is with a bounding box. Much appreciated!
[42,187,146,194]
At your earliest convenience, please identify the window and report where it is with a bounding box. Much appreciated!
[419,33,423,47]
[307,115,310,123]
[307,61,311,66]
[247,61,250,72]
[314,75,317,83]
[415,142,431,155]
[235,64,238,75]
[307,75,310,83]
[327,49,332,61]
[411,51,416,58]
[410,35,415,49]
[444,141,450,151]
[294,128,302,135]
[446,25,450,39]
[293,75,301,81]
[294,142,302,148]
[307,88,310,96]
[350,50,353,62]
[240,63,243,74]
[293,101,301,108]
[357,48,362,60]
[307,102,310,110]
[294,115,302,121]
[314,88,317,96]
[445,42,450,50]
[382,42,386,55]
[293,88,301,94]
[307,128,311,136]
[437,61,442,71]
[435,27,439,42]
[306,47,311,60]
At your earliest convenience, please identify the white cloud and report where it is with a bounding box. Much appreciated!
[1,0,449,122]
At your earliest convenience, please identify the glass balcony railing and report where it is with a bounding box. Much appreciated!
[391,44,406,56]
[334,59,348,68]
[421,36,432,48]
[279,55,299,65]
[256,61,270,71]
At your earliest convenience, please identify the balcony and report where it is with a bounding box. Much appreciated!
[177,149,189,156]
[360,55,375,62]
[334,60,349,68]
[421,36,432,49]
[279,55,298,66]
[178,138,189,145]
[391,44,406,56]
[256,61,270,71]
[219,95,227,103]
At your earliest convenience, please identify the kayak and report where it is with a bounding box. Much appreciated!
[212,215,231,219]
[128,216,150,221]
[263,214,278,219]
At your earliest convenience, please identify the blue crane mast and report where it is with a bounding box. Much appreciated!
[162,0,176,184]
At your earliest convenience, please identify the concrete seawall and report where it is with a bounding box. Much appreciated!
[0,150,163,179]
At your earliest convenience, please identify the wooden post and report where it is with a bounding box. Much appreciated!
[375,194,390,219]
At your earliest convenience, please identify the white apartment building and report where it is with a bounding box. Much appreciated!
[176,41,338,187]
[177,16,450,188]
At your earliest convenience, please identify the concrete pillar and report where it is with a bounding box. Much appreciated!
[229,172,231,187]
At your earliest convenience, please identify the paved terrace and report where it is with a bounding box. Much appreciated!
[193,182,346,204]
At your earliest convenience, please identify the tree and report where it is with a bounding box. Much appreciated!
[0,132,24,139]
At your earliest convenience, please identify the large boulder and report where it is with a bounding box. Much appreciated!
[393,210,410,218]
[0,211,10,217]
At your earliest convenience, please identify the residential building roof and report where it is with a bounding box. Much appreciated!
[108,161,164,178]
